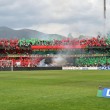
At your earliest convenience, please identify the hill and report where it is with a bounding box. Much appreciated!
[0,27,65,40]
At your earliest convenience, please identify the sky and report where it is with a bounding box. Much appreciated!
[0,0,110,37]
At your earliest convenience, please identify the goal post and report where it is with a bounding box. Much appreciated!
[0,60,13,71]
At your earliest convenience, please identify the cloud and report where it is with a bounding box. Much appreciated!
[30,23,69,35]
[0,0,109,36]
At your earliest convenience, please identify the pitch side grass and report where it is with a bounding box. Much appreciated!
[0,70,110,110]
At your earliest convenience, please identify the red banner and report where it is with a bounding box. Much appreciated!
[31,45,85,50]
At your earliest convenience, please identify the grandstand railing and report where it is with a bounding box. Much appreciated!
[3,54,110,58]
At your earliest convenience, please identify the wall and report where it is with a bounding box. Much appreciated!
[0,67,62,71]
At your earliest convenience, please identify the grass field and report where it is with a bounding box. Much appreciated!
[0,70,110,110]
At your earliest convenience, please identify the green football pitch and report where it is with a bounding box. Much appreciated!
[0,70,110,110]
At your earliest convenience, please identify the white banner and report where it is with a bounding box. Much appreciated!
[62,67,97,70]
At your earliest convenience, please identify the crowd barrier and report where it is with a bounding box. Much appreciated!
[1,66,110,71]
[62,67,98,70]
[98,66,110,70]
[0,67,62,71]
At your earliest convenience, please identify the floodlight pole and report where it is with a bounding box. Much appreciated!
[104,0,106,37]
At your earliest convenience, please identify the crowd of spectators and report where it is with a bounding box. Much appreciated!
[0,57,43,67]
[0,37,110,49]
[1,36,110,67]
[0,39,18,49]
[18,36,110,48]
[75,56,110,67]
[18,38,80,47]
[80,37,107,47]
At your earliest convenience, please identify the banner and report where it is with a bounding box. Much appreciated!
[31,45,86,50]
[62,67,97,70]
[97,87,110,98]
[98,66,110,70]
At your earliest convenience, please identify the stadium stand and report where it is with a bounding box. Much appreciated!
[1,36,110,68]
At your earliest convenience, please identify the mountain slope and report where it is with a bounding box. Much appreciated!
[0,27,65,40]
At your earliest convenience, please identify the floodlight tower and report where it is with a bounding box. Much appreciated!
[104,0,106,36]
